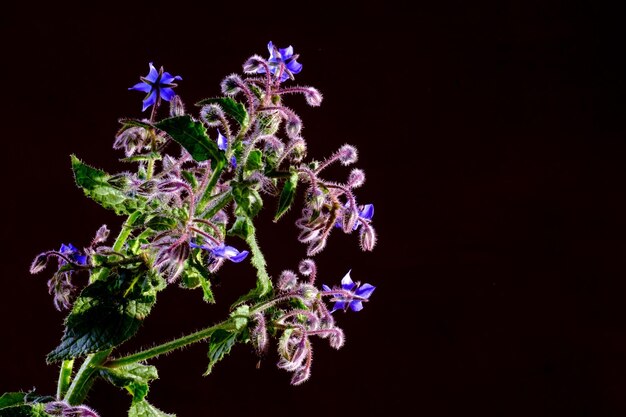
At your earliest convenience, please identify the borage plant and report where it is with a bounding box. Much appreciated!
[2,41,377,417]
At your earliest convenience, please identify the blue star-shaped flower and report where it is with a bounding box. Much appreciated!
[189,241,249,263]
[322,271,376,312]
[59,243,88,266]
[335,203,375,231]
[257,41,303,82]
[129,63,182,111]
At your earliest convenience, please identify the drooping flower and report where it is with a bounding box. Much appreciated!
[257,41,303,82]
[129,62,182,111]
[322,270,375,312]
[189,241,249,263]
[335,203,375,231]
[59,243,88,266]
[216,129,228,151]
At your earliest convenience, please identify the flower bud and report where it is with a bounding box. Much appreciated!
[251,313,269,354]
[220,74,244,96]
[298,228,321,244]
[285,116,302,138]
[306,237,327,256]
[113,126,149,157]
[278,270,298,291]
[30,253,49,274]
[328,328,345,349]
[360,224,377,251]
[200,104,226,127]
[243,55,266,73]
[338,144,358,165]
[289,140,307,163]
[298,259,316,277]
[290,365,311,385]
[347,169,366,188]
[342,207,359,233]
[304,87,323,107]
[107,173,132,189]
[93,225,110,244]
[157,180,188,193]
[169,95,185,117]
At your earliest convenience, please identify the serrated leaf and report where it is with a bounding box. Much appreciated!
[129,400,175,417]
[232,183,263,218]
[71,155,142,215]
[195,97,249,128]
[0,392,25,409]
[0,403,49,417]
[155,116,226,172]
[47,269,157,362]
[180,253,215,303]
[227,216,250,239]
[100,363,158,402]
[205,330,237,376]
[274,170,298,221]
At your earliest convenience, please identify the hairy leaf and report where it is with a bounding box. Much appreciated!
[71,155,142,215]
[274,170,298,221]
[232,183,263,218]
[180,252,214,303]
[245,150,263,173]
[205,329,238,376]
[195,97,249,128]
[129,400,175,417]
[99,363,158,402]
[155,116,226,172]
[47,268,158,362]
[0,403,49,417]
[227,216,250,239]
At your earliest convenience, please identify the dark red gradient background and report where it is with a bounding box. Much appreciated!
[2,1,625,416]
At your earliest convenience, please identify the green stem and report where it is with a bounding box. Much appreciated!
[106,320,236,368]
[56,359,74,400]
[199,190,233,219]
[196,165,225,212]
[64,350,111,405]
[113,211,142,252]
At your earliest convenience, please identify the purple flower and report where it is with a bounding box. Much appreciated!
[189,241,249,263]
[322,270,375,312]
[129,62,182,112]
[257,41,303,82]
[59,243,88,266]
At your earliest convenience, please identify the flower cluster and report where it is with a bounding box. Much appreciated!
[20,41,378,417]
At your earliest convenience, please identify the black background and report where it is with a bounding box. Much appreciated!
[2,1,626,416]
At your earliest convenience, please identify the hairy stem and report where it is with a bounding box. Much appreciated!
[106,320,237,368]
[64,350,111,405]
[56,359,74,400]
[112,211,142,252]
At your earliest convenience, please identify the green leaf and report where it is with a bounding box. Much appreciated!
[205,329,237,376]
[227,216,250,239]
[195,97,249,128]
[274,170,298,221]
[231,305,249,330]
[145,216,178,231]
[118,118,153,130]
[180,252,215,303]
[0,392,25,409]
[232,182,263,218]
[99,363,158,402]
[47,268,158,362]
[71,155,143,215]
[0,403,49,417]
[155,116,226,172]
[245,150,263,173]
[129,400,175,417]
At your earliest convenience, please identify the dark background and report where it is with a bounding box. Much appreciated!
[2,1,625,416]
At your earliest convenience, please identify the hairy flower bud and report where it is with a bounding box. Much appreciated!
[220,74,244,96]
[200,104,226,127]
[347,168,366,188]
[30,253,49,274]
[169,95,185,116]
[113,126,149,157]
[107,173,132,189]
[328,328,345,349]
[298,259,316,277]
[251,313,269,354]
[298,228,321,244]
[158,180,189,193]
[304,87,323,107]
[338,144,358,165]
[278,270,299,291]
[342,207,359,233]
[93,225,110,245]
[285,116,302,138]
[360,224,377,251]
[307,237,327,256]
[243,55,266,73]
[289,140,307,163]
[290,364,311,386]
